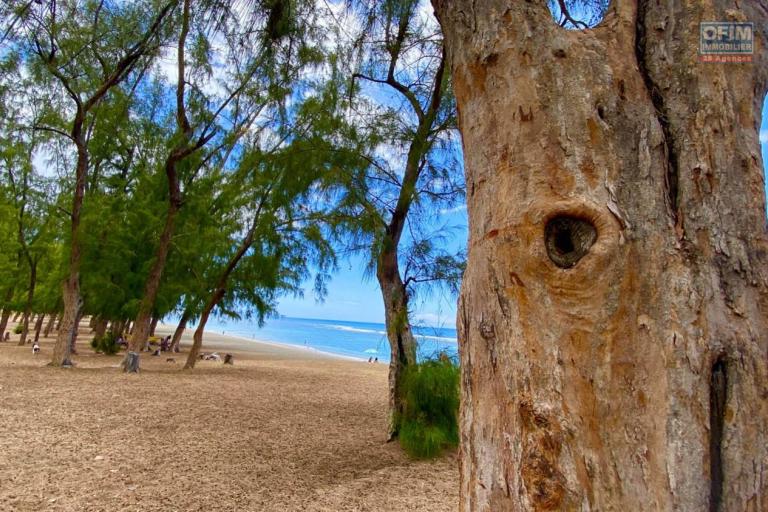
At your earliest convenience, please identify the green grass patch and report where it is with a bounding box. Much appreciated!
[91,331,121,355]
[397,358,460,459]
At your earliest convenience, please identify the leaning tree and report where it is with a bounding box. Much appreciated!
[433,0,767,510]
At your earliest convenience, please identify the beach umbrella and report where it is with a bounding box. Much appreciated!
[364,348,378,354]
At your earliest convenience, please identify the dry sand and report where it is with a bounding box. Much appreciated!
[0,320,458,511]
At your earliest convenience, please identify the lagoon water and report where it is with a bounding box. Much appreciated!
[201,316,458,363]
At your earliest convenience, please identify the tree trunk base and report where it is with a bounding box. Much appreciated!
[122,352,140,373]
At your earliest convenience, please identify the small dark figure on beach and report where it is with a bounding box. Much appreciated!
[373,357,378,363]
[2,332,8,342]
[160,336,169,352]
[32,342,40,354]
[368,357,372,363]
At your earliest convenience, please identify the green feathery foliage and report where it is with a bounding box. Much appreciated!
[397,358,460,459]
[91,331,121,356]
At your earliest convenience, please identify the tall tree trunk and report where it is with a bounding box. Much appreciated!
[70,307,84,355]
[149,316,159,337]
[126,0,192,369]
[18,261,37,346]
[51,140,88,367]
[183,202,265,370]
[0,288,14,337]
[43,313,56,338]
[126,201,179,371]
[33,313,44,343]
[52,278,81,366]
[377,243,418,440]
[170,310,190,353]
[434,1,768,510]
[92,317,108,342]
[55,312,63,332]
[12,311,21,322]
[0,309,11,340]
[184,293,223,369]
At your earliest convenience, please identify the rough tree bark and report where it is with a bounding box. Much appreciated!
[376,241,418,440]
[433,1,768,510]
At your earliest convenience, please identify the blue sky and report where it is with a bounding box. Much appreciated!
[277,96,768,327]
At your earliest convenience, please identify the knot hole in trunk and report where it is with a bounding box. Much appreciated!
[545,215,597,269]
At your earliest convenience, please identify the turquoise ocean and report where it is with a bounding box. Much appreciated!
[199,316,459,363]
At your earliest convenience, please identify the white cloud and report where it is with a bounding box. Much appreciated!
[412,312,447,328]
[439,204,467,215]
[760,129,768,144]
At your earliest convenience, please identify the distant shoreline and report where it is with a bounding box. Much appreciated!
[153,322,371,363]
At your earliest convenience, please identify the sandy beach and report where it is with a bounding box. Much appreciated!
[0,319,458,511]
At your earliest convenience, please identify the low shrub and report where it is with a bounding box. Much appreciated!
[92,332,120,355]
[13,324,23,334]
[397,358,460,459]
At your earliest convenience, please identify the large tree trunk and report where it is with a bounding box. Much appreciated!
[170,310,190,353]
[434,1,768,510]
[377,245,418,441]
[52,278,81,366]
